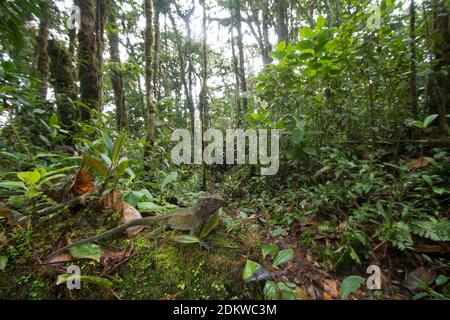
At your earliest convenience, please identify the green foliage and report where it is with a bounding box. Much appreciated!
[340,275,365,300]
[57,274,113,288]
[69,243,102,262]
[271,249,294,268]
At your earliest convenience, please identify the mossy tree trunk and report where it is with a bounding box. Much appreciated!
[432,0,450,134]
[78,0,100,120]
[144,0,156,141]
[95,0,108,111]
[36,1,51,102]
[48,40,78,132]
[234,0,247,118]
[107,2,127,131]
[199,0,209,190]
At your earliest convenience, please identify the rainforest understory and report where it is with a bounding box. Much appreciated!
[0,0,449,300]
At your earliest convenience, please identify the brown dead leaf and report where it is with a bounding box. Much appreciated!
[322,279,339,299]
[42,252,74,265]
[100,188,124,213]
[121,203,144,236]
[408,157,428,170]
[71,169,95,196]
[101,243,133,266]
[404,266,435,293]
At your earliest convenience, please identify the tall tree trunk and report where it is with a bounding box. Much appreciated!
[36,1,51,101]
[95,0,107,111]
[409,0,418,120]
[168,11,195,132]
[48,40,77,133]
[262,5,272,64]
[244,1,272,66]
[276,0,288,44]
[107,2,127,131]
[230,29,241,122]
[78,0,100,119]
[153,3,160,101]
[432,0,450,134]
[234,0,248,117]
[68,0,79,57]
[144,0,156,140]
[200,0,209,190]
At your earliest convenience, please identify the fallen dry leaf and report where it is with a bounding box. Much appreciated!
[71,169,95,196]
[322,279,339,299]
[408,157,428,170]
[404,266,435,293]
[121,203,144,236]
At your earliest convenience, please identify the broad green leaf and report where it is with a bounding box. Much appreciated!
[69,243,102,262]
[101,131,114,154]
[173,235,201,244]
[0,181,26,190]
[291,128,304,145]
[0,256,8,271]
[340,275,365,300]
[79,275,113,287]
[112,132,126,166]
[433,187,445,195]
[17,170,41,186]
[421,175,433,186]
[83,154,108,177]
[276,41,286,51]
[38,174,66,186]
[197,209,221,239]
[272,248,294,267]
[57,274,112,288]
[261,244,279,259]
[264,280,279,300]
[137,202,163,212]
[316,15,326,31]
[242,260,261,281]
[435,274,448,286]
[299,26,313,39]
[303,146,316,156]
[423,114,438,128]
[277,282,300,300]
[161,171,178,190]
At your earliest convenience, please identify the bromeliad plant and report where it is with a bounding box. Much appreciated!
[81,129,130,194]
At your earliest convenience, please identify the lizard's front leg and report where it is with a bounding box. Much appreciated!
[148,225,166,238]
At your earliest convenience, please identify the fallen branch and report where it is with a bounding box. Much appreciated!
[33,192,95,217]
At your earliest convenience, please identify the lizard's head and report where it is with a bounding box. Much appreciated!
[197,194,226,221]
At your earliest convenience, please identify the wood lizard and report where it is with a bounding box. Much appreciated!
[45,194,226,259]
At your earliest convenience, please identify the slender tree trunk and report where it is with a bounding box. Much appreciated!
[68,0,79,57]
[144,0,156,140]
[262,5,272,64]
[276,0,288,44]
[36,1,51,101]
[432,0,450,134]
[409,0,418,120]
[168,11,195,132]
[234,0,248,117]
[200,0,209,190]
[95,0,107,111]
[107,3,127,131]
[230,30,241,121]
[78,0,100,119]
[48,40,77,133]
[153,3,160,101]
